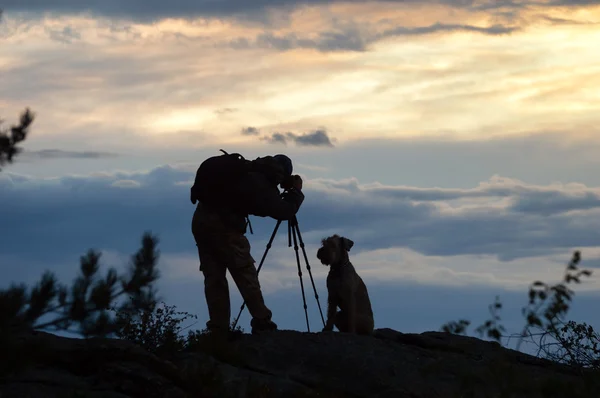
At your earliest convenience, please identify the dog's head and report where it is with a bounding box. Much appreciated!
[316,234,354,266]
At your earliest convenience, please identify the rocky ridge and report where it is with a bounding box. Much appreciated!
[1,328,598,398]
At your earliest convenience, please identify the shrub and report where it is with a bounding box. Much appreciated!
[441,250,598,369]
[112,299,198,356]
[0,232,161,338]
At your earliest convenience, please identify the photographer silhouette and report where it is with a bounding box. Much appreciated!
[190,151,307,338]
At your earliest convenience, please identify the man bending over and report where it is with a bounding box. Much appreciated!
[190,152,304,338]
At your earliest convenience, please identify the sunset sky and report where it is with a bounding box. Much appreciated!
[2,0,600,349]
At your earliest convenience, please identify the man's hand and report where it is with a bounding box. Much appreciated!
[292,175,303,191]
[281,174,303,191]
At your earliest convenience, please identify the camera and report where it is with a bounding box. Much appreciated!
[280,174,300,191]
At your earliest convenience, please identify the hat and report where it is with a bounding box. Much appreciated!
[273,154,293,177]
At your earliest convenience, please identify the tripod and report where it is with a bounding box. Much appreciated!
[232,214,326,332]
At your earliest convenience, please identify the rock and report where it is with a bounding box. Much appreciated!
[0,328,598,398]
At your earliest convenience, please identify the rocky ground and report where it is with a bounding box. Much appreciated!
[0,328,598,398]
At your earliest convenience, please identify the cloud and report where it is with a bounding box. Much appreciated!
[255,22,519,52]
[229,21,517,52]
[250,29,371,52]
[215,108,238,115]
[241,126,260,136]
[21,149,119,160]
[261,129,335,147]
[293,130,334,147]
[2,6,599,152]
[380,22,517,37]
[262,132,289,145]
[111,179,140,188]
[2,0,598,23]
[295,163,330,173]
[45,25,81,44]
[2,164,600,268]
[223,19,520,52]
[341,175,600,217]
[540,15,600,25]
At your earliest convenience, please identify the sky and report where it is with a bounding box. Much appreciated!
[2,0,600,355]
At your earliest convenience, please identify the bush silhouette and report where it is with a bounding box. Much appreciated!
[441,250,599,369]
[110,294,247,359]
[0,232,161,338]
[0,108,34,171]
[111,299,197,356]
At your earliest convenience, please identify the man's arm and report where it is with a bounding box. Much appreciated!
[246,174,305,220]
[266,189,305,220]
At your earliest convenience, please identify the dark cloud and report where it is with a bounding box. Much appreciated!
[4,1,404,21]
[45,25,81,44]
[345,179,600,217]
[227,21,517,52]
[3,8,520,54]
[381,22,517,37]
[294,130,335,147]
[248,28,370,52]
[469,0,600,11]
[261,129,335,147]
[21,149,119,159]
[540,15,600,25]
[1,164,599,266]
[509,191,600,216]
[241,126,260,136]
[262,132,289,145]
[1,0,594,23]
[215,108,238,115]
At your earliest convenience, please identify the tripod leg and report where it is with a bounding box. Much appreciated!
[232,219,282,330]
[290,220,311,332]
[291,218,326,327]
[255,219,282,276]
[246,216,254,235]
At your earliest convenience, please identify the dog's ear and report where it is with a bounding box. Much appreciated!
[341,237,354,252]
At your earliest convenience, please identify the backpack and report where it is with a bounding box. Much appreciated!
[190,149,287,211]
[190,150,252,211]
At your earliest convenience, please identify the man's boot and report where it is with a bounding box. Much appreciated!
[250,317,278,335]
[206,321,245,342]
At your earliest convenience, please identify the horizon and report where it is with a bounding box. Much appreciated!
[2,0,600,357]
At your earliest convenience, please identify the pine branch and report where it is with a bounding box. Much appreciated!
[0,232,162,339]
[0,108,35,171]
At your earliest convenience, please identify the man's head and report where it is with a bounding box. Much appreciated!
[273,154,302,191]
[316,234,354,266]
[273,154,293,178]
